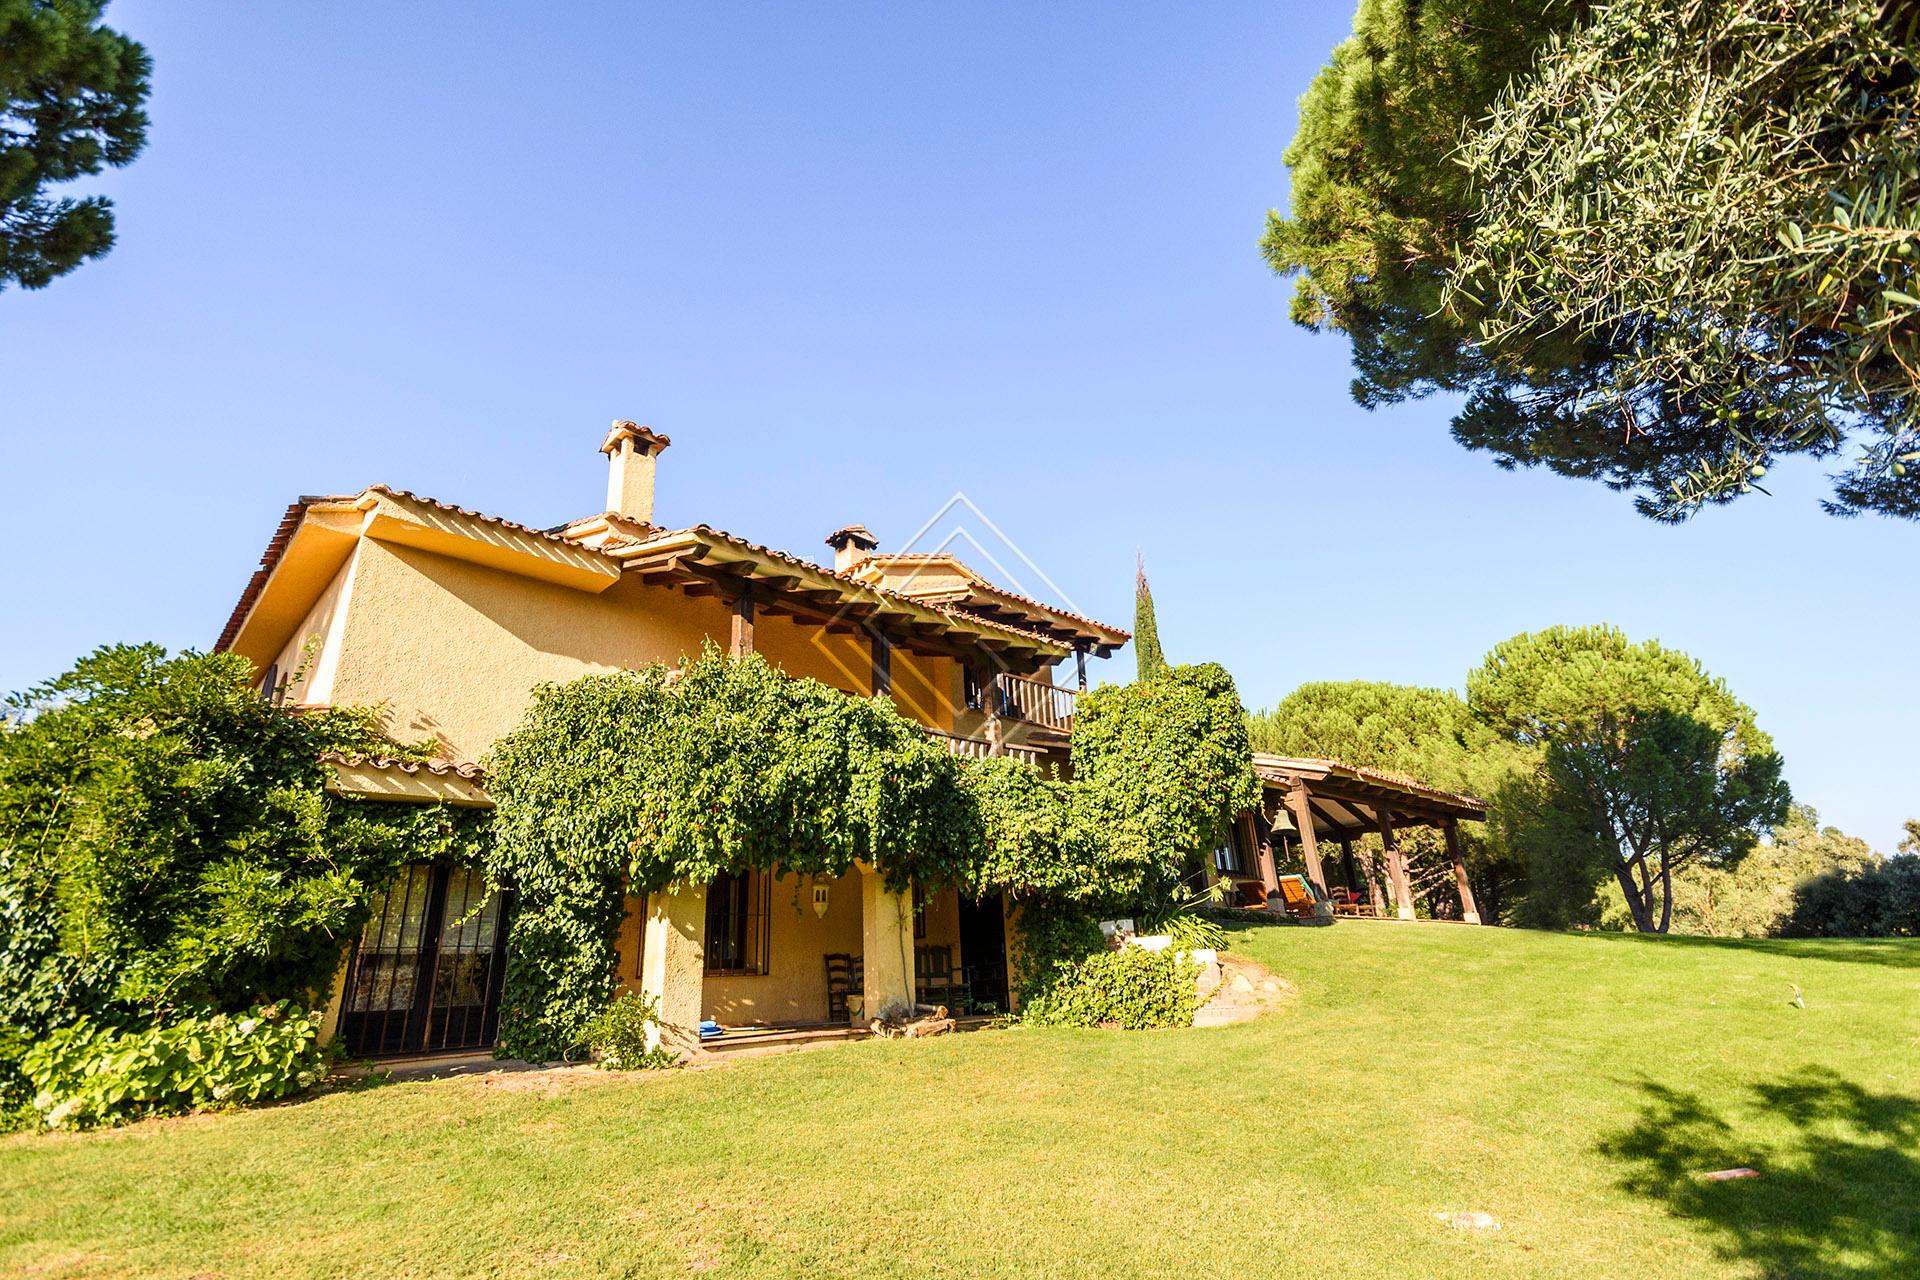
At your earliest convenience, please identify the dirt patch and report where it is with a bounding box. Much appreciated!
[462,1065,623,1096]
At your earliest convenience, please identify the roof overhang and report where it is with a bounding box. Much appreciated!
[1253,752,1488,830]
[851,554,1130,656]
[598,527,1072,671]
[219,487,621,668]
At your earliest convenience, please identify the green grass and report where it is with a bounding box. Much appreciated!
[5,920,1918,1279]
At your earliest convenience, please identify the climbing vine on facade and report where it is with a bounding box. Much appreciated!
[485,651,1265,1057]
[483,647,982,1060]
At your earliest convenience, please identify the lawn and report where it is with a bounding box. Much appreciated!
[4,920,1918,1279]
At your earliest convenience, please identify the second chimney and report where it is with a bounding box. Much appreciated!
[600,420,672,524]
[824,524,879,573]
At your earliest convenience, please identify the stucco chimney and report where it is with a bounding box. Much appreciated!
[824,524,879,573]
[600,420,672,523]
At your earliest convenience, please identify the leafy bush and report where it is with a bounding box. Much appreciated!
[1778,857,1920,938]
[1071,663,1261,906]
[1137,881,1229,952]
[0,644,438,1033]
[581,993,677,1071]
[1010,903,1107,1010]
[20,1001,325,1130]
[1022,946,1201,1031]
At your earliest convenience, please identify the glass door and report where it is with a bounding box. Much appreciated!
[338,863,509,1058]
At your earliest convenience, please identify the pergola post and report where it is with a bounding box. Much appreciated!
[1378,807,1415,920]
[1255,793,1284,901]
[1285,783,1329,895]
[1341,836,1357,894]
[1444,818,1481,925]
[1074,645,1088,692]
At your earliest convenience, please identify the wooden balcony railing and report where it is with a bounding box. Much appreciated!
[924,728,1041,768]
[990,673,1076,732]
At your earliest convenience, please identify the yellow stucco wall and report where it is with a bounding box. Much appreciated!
[270,543,363,705]
[610,872,971,1027]
[322,538,969,762]
[324,539,722,759]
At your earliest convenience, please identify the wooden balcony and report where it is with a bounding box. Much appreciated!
[964,672,1078,732]
[925,728,1041,768]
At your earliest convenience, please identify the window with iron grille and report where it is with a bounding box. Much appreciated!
[705,870,771,975]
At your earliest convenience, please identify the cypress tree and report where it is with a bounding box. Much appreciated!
[1132,553,1167,679]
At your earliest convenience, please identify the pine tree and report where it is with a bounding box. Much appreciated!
[1132,553,1167,680]
[1,1,151,292]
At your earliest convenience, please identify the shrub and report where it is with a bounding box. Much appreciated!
[1152,910,1227,954]
[1137,881,1230,953]
[581,993,677,1071]
[20,1001,325,1130]
[1778,857,1920,938]
[1022,945,1201,1031]
[0,644,441,1033]
[1010,904,1108,1010]
[1071,663,1261,905]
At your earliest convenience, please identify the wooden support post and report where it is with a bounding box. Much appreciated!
[1341,837,1357,894]
[1444,818,1481,924]
[1255,794,1283,900]
[1378,807,1414,920]
[1285,784,1329,895]
[1355,843,1388,916]
[729,587,755,656]
[975,660,1005,757]
[1074,646,1088,692]
[871,631,892,697]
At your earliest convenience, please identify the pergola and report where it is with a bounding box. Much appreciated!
[1250,753,1489,924]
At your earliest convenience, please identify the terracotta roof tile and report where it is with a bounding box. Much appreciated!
[218,487,618,652]
[214,497,328,652]
[366,486,589,549]
[222,485,1075,660]
[856,554,1129,643]
[618,525,1059,652]
[319,752,487,780]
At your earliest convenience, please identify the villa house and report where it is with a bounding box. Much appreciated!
[215,422,1130,1058]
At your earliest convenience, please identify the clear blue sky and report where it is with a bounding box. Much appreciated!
[3,3,1913,851]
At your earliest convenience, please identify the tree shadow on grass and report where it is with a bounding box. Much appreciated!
[1600,1068,1920,1278]
[1580,931,1920,970]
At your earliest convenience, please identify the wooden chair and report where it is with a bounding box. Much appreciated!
[1328,887,1378,918]
[1275,875,1321,921]
[1232,880,1269,910]
[915,944,968,1011]
[825,952,864,1022]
